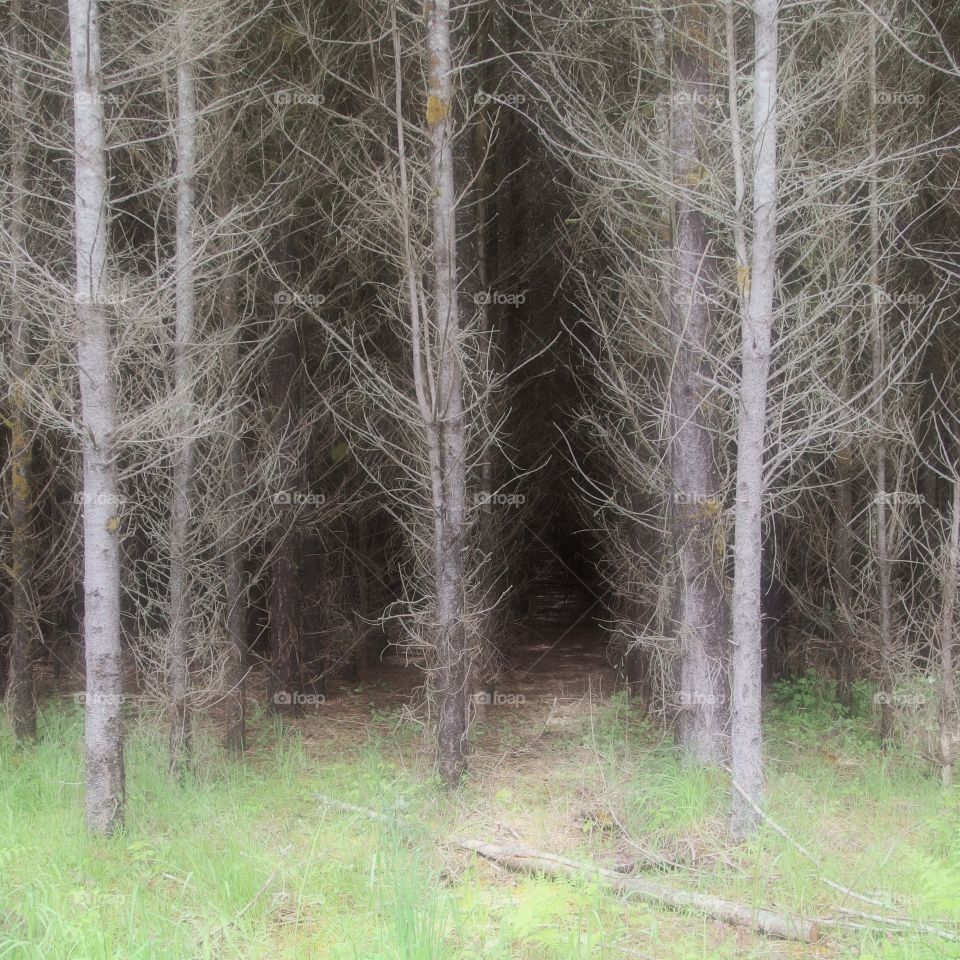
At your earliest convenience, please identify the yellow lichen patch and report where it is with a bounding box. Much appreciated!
[714,529,727,562]
[426,94,448,128]
[701,497,720,518]
[737,264,751,296]
[106,516,120,533]
[685,164,708,187]
[10,420,31,505]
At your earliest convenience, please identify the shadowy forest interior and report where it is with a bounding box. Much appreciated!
[3,0,960,957]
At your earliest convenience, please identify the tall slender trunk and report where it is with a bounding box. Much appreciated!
[835,448,856,710]
[6,0,36,741]
[426,0,468,783]
[868,15,894,744]
[467,0,500,729]
[68,0,125,835]
[219,90,247,751]
[835,315,856,711]
[268,306,305,716]
[668,1,729,765]
[168,7,197,774]
[938,476,959,787]
[729,0,778,840]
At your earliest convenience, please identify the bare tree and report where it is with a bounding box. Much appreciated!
[5,0,36,741]
[421,0,469,782]
[168,0,199,773]
[730,0,779,840]
[68,0,125,834]
[217,65,247,752]
[867,11,895,744]
[666,1,729,764]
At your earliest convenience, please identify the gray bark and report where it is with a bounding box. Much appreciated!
[938,477,958,787]
[267,305,305,716]
[6,0,36,742]
[668,1,729,765]
[425,0,469,784]
[168,8,197,774]
[730,0,778,840]
[220,185,246,752]
[68,0,125,834]
[868,16,894,744]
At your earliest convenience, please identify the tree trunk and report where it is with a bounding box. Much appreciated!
[209,68,247,752]
[938,477,959,787]
[868,15,894,745]
[6,0,36,742]
[68,0,125,835]
[268,312,305,716]
[221,240,246,752]
[168,7,197,774]
[835,449,856,711]
[729,0,778,840]
[426,0,468,784]
[668,1,729,765]
[466,0,501,732]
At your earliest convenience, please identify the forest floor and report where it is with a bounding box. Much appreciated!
[1,626,959,959]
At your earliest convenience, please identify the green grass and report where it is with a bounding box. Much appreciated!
[1,683,959,959]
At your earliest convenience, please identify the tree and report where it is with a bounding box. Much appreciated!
[729,0,779,840]
[422,0,469,782]
[5,0,37,741]
[168,0,199,774]
[666,1,729,764]
[68,0,125,834]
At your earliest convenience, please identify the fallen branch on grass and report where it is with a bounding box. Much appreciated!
[458,839,819,943]
[815,906,960,942]
[726,774,890,909]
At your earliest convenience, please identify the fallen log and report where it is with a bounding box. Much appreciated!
[459,839,819,943]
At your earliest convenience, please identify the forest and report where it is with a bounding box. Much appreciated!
[2,0,960,957]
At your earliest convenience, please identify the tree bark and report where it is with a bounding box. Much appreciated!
[466,0,501,732]
[868,14,894,744]
[68,0,125,835]
[425,0,469,783]
[668,1,729,765]
[267,309,305,716]
[168,6,197,774]
[835,448,856,711]
[6,0,37,742]
[221,207,247,753]
[730,0,778,840]
[938,477,958,787]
